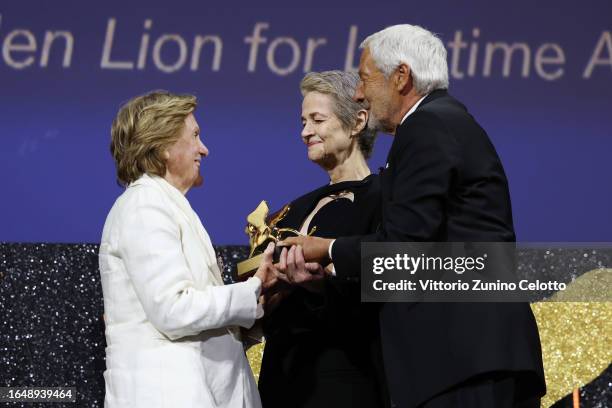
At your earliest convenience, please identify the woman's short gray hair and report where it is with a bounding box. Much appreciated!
[360,24,449,95]
[300,70,377,159]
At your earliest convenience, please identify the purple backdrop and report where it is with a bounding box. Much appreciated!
[1,0,611,244]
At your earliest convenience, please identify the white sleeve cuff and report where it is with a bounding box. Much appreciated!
[255,303,264,319]
[247,276,264,319]
[248,276,262,298]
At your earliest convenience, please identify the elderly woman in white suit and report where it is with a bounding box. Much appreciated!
[99,91,272,408]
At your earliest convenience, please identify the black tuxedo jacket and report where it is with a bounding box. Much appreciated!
[332,90,546,407]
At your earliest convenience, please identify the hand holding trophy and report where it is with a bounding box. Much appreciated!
[235,200,316,280]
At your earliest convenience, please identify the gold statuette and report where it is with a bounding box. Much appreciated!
[235,200,315,280]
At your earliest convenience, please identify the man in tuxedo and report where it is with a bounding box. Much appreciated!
[279,24,546,407]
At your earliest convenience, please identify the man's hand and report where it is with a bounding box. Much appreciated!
[278,235,333,263]
[276,245,329,288]
[253,242,278,292]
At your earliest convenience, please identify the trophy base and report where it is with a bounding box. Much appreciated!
[236,253,263,280]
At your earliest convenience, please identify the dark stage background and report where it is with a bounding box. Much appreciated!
[1,244,610,407]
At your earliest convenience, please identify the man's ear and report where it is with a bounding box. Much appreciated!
[396,63,412,94]
[351,109,368,136]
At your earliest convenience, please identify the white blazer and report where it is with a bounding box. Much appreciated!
[99,174,262,408]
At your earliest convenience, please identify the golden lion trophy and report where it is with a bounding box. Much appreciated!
[235,200,316,280]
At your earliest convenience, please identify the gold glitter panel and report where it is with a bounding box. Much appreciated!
[247,343,265,382]
[532,268,612,407]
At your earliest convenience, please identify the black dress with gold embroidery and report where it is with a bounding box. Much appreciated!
[258,174,389,408]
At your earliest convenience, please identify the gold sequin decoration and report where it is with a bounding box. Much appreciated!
[532,268,612,407]
[247,343,265,382]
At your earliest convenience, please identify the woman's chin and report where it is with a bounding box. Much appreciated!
[307,149,325,163]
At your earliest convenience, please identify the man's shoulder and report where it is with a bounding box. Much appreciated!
[399,90,483,140]
[418,90,468,120]
[396,101,456,142]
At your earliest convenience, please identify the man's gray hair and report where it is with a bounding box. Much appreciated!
[300,70,377,159]
[360,24,449,95]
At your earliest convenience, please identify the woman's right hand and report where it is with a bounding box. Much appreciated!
[254,242,278,293]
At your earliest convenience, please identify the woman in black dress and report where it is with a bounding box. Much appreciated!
[258,71,388,408]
